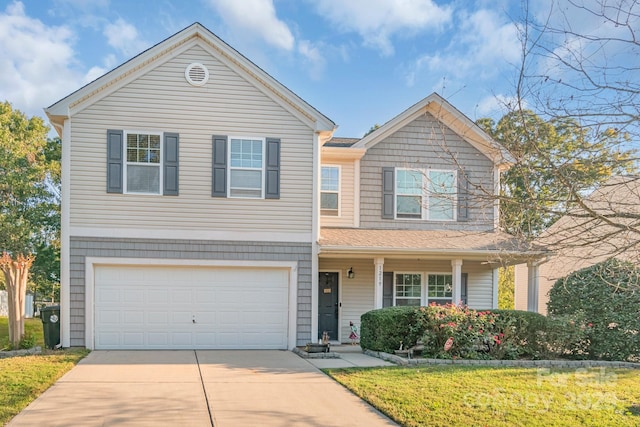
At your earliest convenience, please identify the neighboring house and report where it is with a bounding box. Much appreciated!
[46,23,541,350]
[515,175,640,314]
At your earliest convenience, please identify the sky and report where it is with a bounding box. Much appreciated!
[0,0,633,139]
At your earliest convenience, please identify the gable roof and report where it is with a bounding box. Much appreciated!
[537,175,640,262]
[352,93,515,169]
[45,22,335,135]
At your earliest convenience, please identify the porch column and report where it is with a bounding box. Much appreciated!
[451,259,463,304]
[527,261,540,312]
[374,257,384,309]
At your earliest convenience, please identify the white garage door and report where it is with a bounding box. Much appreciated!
[94,265,289,350]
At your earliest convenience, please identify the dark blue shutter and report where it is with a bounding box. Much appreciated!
[106,129,123,193]
[382,167,395,219]
[212,135,228,197]
[461,273,468,305]
[458,169,469,221]
[163,133,179,196]
[265,138,280,199]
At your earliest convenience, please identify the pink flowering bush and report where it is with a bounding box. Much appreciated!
[413,303,519,359]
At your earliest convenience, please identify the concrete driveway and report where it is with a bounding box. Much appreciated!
[8,350,397,426]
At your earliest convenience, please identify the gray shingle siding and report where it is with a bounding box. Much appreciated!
[69,237,312,347]
[360,113,496,230]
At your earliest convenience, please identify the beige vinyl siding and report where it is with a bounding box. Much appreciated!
[320,160,355,227]
[514,263,528,311]
[463,262,494,309]
[360,113,496,231]
[69,45,313,234]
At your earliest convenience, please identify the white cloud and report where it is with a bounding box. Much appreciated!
[103,18,149,57]
[0,1,91,118]
[405,8,520,83]
[206,0,294,51]
[311,0,452,56]
[298,39,326,80]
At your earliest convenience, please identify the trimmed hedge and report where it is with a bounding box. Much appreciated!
[360,306,421,352]
[360,305,590,360]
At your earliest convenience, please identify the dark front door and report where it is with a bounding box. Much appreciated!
[318,272,339,341]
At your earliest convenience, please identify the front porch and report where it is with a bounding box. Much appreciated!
[318,256,497,343]
[316,228,546,343]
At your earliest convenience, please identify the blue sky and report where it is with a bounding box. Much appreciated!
[0,0,626,138]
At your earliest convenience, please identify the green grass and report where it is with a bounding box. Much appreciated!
[0,316,45,350]
[0,317,89,425]
[326,365,640,427]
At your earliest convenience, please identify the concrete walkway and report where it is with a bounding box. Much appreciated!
[305,345,395,369]
[8,350,397,427]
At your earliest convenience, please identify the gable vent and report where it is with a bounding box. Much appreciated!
[185,63,209,86]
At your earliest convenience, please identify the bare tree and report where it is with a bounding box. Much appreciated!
[494,0,640,256]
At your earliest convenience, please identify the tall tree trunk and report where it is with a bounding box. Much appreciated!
[1,253,34,347]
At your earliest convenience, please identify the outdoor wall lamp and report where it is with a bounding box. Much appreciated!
[347,267,355,279]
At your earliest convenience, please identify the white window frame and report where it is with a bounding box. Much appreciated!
[427,272,454,305]
[228,136,265,199]
[123,130,163,195]
[393,272,423,306]
[394,168,457,221]
[320,165,341,216]
[395,168,424,220]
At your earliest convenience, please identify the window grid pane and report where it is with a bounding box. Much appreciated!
[321,193,338,210]
[396,169,423,218]
[428,274,453,298]
[321,167,339,191]
[395,274,421,300]
[126,133,160,165]
[229,138,263,198]
[428,170,455,220]
[230,139,262,168]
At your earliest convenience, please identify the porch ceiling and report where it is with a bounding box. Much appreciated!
[318,228,547,264]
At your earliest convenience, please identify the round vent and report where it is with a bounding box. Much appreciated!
[185,63,209,86]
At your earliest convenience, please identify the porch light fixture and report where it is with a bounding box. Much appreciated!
[347,267,355,279]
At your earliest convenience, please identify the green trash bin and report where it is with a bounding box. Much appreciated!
[41,306,61,349]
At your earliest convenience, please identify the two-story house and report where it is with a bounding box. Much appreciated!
[46,23,541,350]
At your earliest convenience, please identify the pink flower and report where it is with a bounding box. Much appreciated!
[493,336,501,345]
[588,323,593,327]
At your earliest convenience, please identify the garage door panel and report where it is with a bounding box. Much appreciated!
[123,311,143,325]
[94,265,290,349]
[148,290,170,304]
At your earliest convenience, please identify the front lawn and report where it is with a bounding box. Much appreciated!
[0,317,89,425]
[0,316,45,350]
[327,365,640,427]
